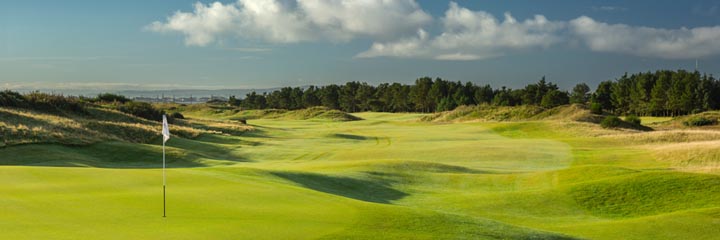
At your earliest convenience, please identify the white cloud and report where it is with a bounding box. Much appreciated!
[356,29,431,59]
[434,53,486,61]
[149,1,720,60]
[147,2,241,46]
[357,2,564,60]
[569,16,720,59]
[147,0,431,45]
[299,0,431,39]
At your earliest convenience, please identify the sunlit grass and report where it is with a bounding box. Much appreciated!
[2,107,720,239]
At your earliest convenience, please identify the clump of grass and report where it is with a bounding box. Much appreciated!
[600,115,651,131]
[589,102,603,114]
[683,116,716,127]
[116,101,165,122]
[1,91,89,115]
[600,116,622,128]
[170,112,185,119]
[94,93,131,104]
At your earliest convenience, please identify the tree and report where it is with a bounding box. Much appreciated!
[493,87,512,106]
[228,95,240,106]
[390,83,410,112]
[570,83,590,104]
[355,82,375,112]
[649,72,670,116]
[474,84,494,104]
[374,83,391,112]
[453,82,474,106]
[594,81,614,112]
[437,97,457,111]
[302,86,321,108]
[320,85,340,109]
[612,73,632,115]
[290,87,304,110]
[540,90,569,108]
[428,78,448,112]
[340,82,360,112]
[210,70,719,117]
[410,77,433,112]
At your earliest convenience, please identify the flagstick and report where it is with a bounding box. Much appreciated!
[163,136,166,218]
[161,115,170,218]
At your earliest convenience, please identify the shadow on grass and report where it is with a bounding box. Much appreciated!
[193,134,262,146]
[329,133,369,140]
[0,137,252,169]
[270,172,408,204]
[239,126,275,138]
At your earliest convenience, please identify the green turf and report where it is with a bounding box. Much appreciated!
[1,111,719,239]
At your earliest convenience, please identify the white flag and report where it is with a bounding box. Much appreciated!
[162,115,170,143]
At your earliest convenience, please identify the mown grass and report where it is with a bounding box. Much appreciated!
[2,106,720,239]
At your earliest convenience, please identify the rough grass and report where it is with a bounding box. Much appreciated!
[421,104,546,122]
[650,140,720,173]
[421,104,601,123]
[651,111,720,130]
[0,107,208,146]
[164,104,362,122]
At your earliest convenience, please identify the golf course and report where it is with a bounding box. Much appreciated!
[5,1,720,238]
[2,103,720,240]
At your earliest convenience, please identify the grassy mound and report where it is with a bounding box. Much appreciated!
[168,104,362,121]
[421,104,600,123]
[0,107,205,146]
[421,104,545,122]
[568,172,720,218]
[651,111,720,130]
[281,107,363,121]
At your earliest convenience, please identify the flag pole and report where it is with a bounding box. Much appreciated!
[163,137,166,218]
[161,114,170,218]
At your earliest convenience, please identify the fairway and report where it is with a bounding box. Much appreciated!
[2,112,720,239]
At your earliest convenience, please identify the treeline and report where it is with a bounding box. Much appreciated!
[592,70,718,116]
[229,70,718,117]
[3,69,716,118]
[230,76,581,113]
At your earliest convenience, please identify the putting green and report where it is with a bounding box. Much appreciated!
[1,112,719,239]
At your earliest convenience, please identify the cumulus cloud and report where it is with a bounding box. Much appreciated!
[357,2,564,60]
[570,16,720,59]
[147,0,431,45]
[147,2,241,46]
[148,1,720,60]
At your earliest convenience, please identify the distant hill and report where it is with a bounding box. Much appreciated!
[8,87,286,99]
[116,88,284,98]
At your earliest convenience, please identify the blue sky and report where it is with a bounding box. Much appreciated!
[1,0,719,91]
